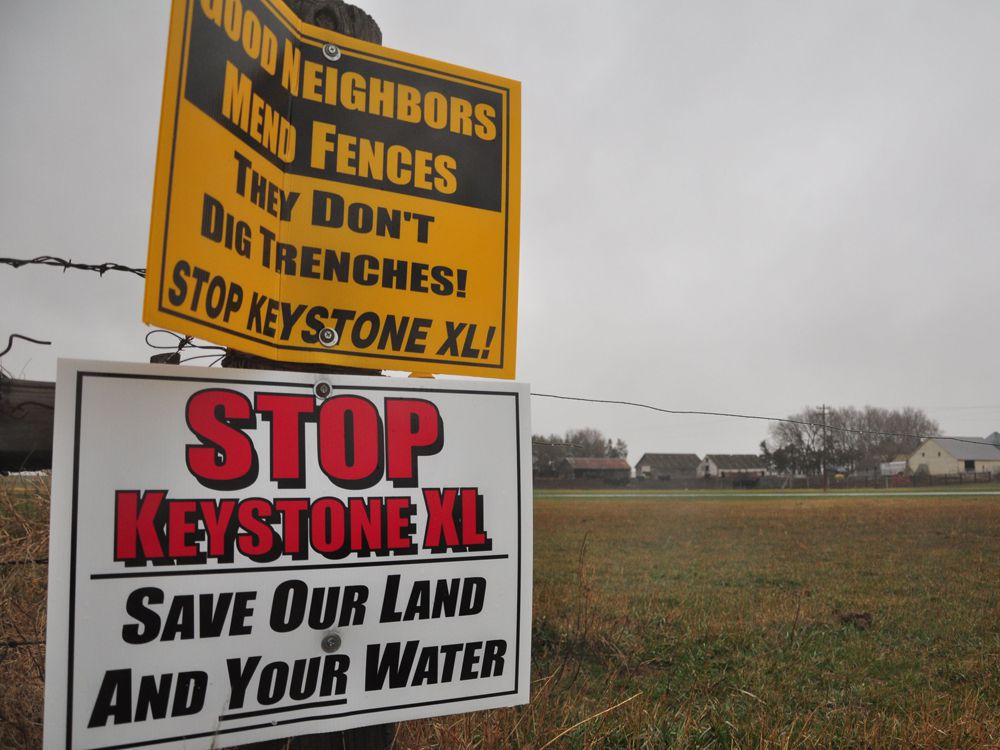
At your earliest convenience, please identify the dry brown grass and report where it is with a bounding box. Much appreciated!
[0,474,49,749]
[3,484,999,748]
[398,494,1000,748]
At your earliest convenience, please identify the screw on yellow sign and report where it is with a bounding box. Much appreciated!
[145,0,521,377]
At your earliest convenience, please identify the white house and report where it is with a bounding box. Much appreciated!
[698,454,767,478]
[908,436,1000,476]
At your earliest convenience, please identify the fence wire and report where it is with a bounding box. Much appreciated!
[531,394,999,449]
[0,255,145,277]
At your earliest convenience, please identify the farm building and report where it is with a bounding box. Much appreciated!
[908,436,1000,476]
[0,377,54,473]
[634,453,702,480]
[699,454,767,478]
[560,457,631,483]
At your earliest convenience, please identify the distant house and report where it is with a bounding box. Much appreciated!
[634,453,701,480]
[698,454,767,478]
[560,457,631,483]
[908,437,1000,476]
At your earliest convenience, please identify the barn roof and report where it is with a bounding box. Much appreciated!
[705,454,767,470]
[635,453,702,471]
[927,437,1000,461]
[564,457,632,471]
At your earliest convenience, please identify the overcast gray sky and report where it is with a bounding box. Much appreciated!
[3,0,1000,461]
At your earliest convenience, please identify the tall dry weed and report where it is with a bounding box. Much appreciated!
[0,474,50,749]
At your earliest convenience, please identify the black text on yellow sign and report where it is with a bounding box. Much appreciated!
[145,0,521,377]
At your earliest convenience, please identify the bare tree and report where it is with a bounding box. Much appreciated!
[762,406,938,475]
[532,428,628,477]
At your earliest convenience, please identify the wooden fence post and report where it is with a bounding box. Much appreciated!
[232,3,395,748]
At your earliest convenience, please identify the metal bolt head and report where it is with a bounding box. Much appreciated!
[322,43,341,62]
[319,327,339,347]
[321,632,342,653]
[314,381,332,399]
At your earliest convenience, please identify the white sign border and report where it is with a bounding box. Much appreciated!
[44,359,532,750]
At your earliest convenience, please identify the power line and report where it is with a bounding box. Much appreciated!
[1,255,996,450]
[530,392,998,448]
[927,404,1000,411]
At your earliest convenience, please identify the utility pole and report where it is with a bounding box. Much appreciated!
[821,404,829,492]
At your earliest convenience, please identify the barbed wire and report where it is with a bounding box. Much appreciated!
[0,255,145,277]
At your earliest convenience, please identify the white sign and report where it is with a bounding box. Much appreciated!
[44,360,532,750]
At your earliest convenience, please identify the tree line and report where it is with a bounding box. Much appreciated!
[760,406,938,476]
[532,428,628,478]
[529,405,937,482]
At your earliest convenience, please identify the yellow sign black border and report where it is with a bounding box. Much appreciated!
[146,0,521,376]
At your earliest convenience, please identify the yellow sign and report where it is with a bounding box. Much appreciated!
[145,0,521,377]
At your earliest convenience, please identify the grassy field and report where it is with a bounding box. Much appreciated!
[3,480,998,748]
[0,475,48,750]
